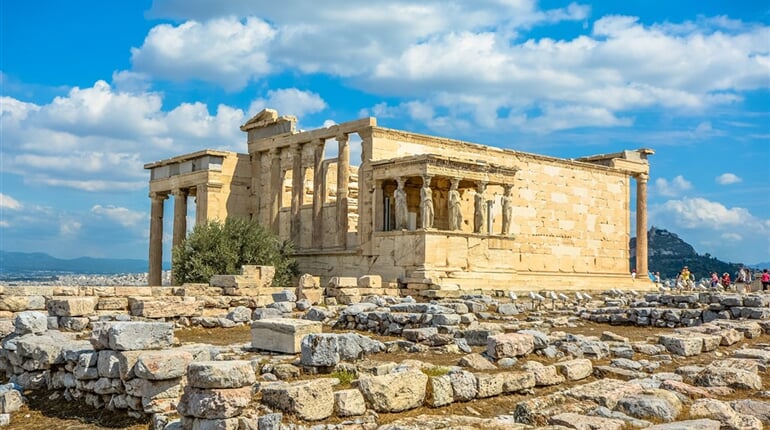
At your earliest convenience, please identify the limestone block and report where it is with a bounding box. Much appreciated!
[486,333,535,358]
[297,273,320,289]
[58,317,90,331]
[566,379,644,409]
[261,379,336,421]
[187,361,256,389]
[358,275,381,288]
[241,265,275,286]
[334,388,366,417]
[0,295,45,312]
[0,320,13,339]
[187,418,240,430]
[554,359,593,381]
[272,290,297,302]
[614,389,683,423]
[695,367,762,390]
[134,350,193,380]
[0,384,24,414]
[210,275,239,288]
[96,350,121,378]
[475,373,504,398]
[500,371,536,393]
[550,413,625,430]
[426,374,453,407]
[124,377,183,400]
[95,321,174,351]
[129,297,202,318]
[47,297,97,317]
[299,289,323,305]
[251,319,322,354]
[358,369,428,413]
[328,277,357,288]
[15,332,70,367]
[659,335,703,357]
[2,286,55,296]
[97,297,129,310]
[449,370,478,402]
[14,311,48,335]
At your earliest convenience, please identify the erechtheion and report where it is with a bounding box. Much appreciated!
[145,109,653,293]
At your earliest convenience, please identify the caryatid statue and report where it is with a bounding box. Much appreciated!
[474,182,487,234]
[420,175,434,229]
[501,184,513,235]
[448,178,463,231]
[394,177,408,230]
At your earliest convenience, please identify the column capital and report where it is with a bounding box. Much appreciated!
[336,133,349,143]
[291,142,304,152]
[636,172,649,183]
[269,147,280,156]
[171,188,188,197]
[149,192,168,201]
[357,128,373,140]
[422,174,433,184]
[477,181,488,192]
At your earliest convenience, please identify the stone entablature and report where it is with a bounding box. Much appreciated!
[145,108,653,291]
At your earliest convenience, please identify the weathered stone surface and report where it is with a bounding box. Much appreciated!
[643,419,721,430]
[448,369,477,402]
[0,295,45,312]
[177,386,251,419]
[358,369,428,412]
[426,374,453,407]
[47,297,97,317]
[659,335,703,356]
[475,373,504,398]
[91,321,174,351]
[458,353,496,370]
[500,371,536,393]
[566,379,644,409]
[522,361,565,386]
[225,306,251,323]
[14,311,48,335]
[125,377,182,400]
[486,333,535,358]
[688,398,762,430]
[134,350,194,380]
[550,413,625,430]
[614,389,683,423]
[554,358,593,381]
[261,379,335,421]
[334,388,366,417]
[731,399,770,424]
[695,366,762,390]
[251,318,322,354]
[0,384,24,414]
[187,361,256,389]
[300,333,384,367]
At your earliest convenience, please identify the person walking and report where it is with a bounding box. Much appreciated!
[721,272,731,289]
[761,269,769,291]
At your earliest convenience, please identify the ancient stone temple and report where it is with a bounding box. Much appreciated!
[145,109,653,292]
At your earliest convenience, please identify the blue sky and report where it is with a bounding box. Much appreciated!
[1,0,768,267]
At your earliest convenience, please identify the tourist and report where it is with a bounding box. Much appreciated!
[675,266,693,290]
[721,272,731,289]
[631,268,636,279]
[735,265,747,293]
[654,272,661,284]
[710,272,720,289]
[762,269,770,291]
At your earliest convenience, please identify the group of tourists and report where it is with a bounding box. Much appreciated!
[670,265,770,292]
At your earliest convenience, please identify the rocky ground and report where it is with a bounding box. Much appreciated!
[3,288,770,429]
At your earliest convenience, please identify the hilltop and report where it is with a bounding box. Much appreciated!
[631,227,742,279]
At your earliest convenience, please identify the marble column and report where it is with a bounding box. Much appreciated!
[250,151,262,222]
[290,143,304,246]
[172,189,188,250]
[448,178,462,231]
[312,139,326,248]
[336,134,350,248]
[195,184,208,226]
[148,192,167,286]
[269,147,281,233]
[474,181,488,234]
[358,129,374,255]
[420,175,434,229]
[635,173,649,277]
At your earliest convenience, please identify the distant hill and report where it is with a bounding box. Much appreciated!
[0,251,169,276]
[630,227,742,279]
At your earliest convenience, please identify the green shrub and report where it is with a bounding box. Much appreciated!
[330,369,357,386]
[172,217,297,286]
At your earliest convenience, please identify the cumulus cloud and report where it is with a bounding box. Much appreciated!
[656,197,755,229]
[91,205,146,227]
[59,219,82,237]
[2,80,247,192]
[248,88,327,120]
[654,175,692,197]
[130,3,770,133]
[716,173,742,185]
[0,193,22,210]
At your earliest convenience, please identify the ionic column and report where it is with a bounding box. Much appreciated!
[336,134,350,248]
[358,129,374,254]
[250,151,263,221]
[290,143,304,246]
[474,181,488,234]
[172,189,188,249]
[635,173,649,277]
[312,139,326,248]
[269,147,281,233]
[148,192,167,286]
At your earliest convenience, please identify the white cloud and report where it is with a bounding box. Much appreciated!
[721,232,742,241]
[59,219,82,237]
[248,88,327,120]
[0,221,9,228]
[132,5,770,133]
[657,197,755,229]
[716,173,742,185]
[91,205,146,227]
[131,17,275,90]
[2,80,247,192]
[0,193,22,210]
[654,175,692,197]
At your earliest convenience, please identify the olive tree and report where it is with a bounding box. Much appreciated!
[172,217,297,286]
